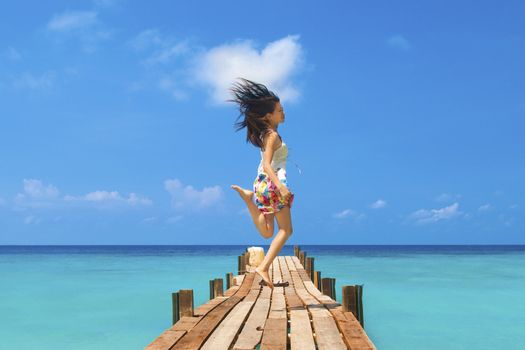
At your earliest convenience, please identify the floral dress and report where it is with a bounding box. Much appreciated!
[253,138,295,215]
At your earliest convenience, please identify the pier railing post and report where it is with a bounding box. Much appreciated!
[314,271,321,290]
[238,252,248,275]
[172,289,194,325]
[209,278,224,299]
[299,251,307,267]
[225,272,233,289]
[321,277,336,300]
[305,257,314,280]
[342,284,364,328]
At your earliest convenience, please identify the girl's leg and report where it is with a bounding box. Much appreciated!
[255,205,293,289]
[231,185,275,238]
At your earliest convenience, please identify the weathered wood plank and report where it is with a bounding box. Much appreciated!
[144,330,186,350]
[278,256,316,350]
[290,256,376,350]
[200,301,255,350]
[260,318,287,350]
[171,272,255,350]
[233,275,271,350]
[200,272,262,350]
[267,259,286,320]
[260,259,287,349]
[284,256,347,350]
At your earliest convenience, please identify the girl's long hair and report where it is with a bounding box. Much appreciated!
[227,78,280,150]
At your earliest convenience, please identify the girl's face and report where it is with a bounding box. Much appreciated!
[267,101,285,127]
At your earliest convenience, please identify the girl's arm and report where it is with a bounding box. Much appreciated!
[261,131,284,188]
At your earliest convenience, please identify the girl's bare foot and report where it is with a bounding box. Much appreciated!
[231,185,254,203]
[255,267,274,290]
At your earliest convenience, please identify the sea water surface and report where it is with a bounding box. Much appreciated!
[1,245,524,350]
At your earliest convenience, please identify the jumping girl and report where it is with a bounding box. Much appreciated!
[229,78,295,290]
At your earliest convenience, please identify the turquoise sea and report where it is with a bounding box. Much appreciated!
[1,245,524,350]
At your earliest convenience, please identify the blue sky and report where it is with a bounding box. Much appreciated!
[0,0,523,244]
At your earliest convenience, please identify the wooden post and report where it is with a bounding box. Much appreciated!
[172,289,194,324]
[305,257,314,280]
[357,284,364,328]
[314,271,321,290]
[294,245,299,257]
[238,251,249,274]
[321,277,336,300]
[172,292,179,325]
[238,255,242,275]
[225,272,233,289]
[210,278,224,299]
[299,251,307,267]
[342,284,364,327]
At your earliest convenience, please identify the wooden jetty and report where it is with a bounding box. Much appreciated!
[146,246,376,350]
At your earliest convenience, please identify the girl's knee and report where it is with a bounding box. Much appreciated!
[262,230,274,239]
[283,227,293,237]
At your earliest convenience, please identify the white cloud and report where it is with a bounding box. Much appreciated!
[408,202,462,225]
[13,179,151,209]
[12,71,56,91]
[192,34,304,104]
[142,216,157,223]
[434,193,462,202]
[386,35,412,51]
[128,29,192,99]
[47,11,98,31]
[128,32,306,103]
[370,199,387,209]
[129,29,190,65]
[64,190,152,206]
[24,215,41,224]
[46,10,111,53]
[164,178,223,211]
[158,77,188,101]
[166,215,183,224]
[14,179,61,208]
[22,179,60,198]
[478,203,491,212]
[333,208,366,221]
[4,46,22,61]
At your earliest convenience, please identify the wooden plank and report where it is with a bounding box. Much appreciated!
[289,309,315,350]
[267,259,286,319]
[260,318,287,350]
[233,276,271,350]
[200,272,262,350]
[144,330,186,350]
[260,259,287,350]
[284,256,347,350]
[200,301,255,349]
[290,256,376,350]
[278,257,316,350]
[171,272,255,350]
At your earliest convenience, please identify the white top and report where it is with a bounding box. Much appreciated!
[257,140,289,178]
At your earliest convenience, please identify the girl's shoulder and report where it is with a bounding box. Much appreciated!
[260,130,282,151]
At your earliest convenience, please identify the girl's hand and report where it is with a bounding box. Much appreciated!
[277,183,291,202]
